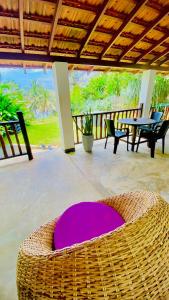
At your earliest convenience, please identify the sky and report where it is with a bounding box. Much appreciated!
[0,68,55,90]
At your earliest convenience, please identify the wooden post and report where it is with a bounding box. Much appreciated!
[139,103,144,117]
[17,111,33,160]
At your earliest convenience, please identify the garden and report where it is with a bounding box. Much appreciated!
[0,71,169,147]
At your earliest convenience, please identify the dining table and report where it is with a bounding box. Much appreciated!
[118,117,158,151]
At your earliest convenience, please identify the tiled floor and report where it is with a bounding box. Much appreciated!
[0,135,169,300]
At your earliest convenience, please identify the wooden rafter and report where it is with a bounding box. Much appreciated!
[101,0,148,58]
[135,34,169,63]
[78,0,110,56]
[19,0,24,52]
[149,48,169,65]
[48,0,62,53]
[118,7,169,61]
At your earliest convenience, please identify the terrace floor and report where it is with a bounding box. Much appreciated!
[0,135,169,300]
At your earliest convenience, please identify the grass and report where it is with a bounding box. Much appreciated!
[12,114,61,147]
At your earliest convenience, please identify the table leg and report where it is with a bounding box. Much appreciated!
[131,126,137,151]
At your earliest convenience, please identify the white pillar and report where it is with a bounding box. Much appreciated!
[139,70,156,117]
[52,62,75,153]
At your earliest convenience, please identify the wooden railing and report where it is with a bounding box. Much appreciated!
[151,105,169,120]
[72,104,143,144]
[0,111,33,161]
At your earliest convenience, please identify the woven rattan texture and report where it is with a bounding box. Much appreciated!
[17,191,169,299]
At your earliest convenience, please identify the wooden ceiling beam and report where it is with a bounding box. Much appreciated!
[58,19,89,30]
[135,34,169,63]
[146,0,162,12]
[62,0,97,12]
[19,0,24,52]
[118,7,169,61]
[0,44,21,49]
[78,0,110,56]
[0,52,169,71]
[100,0,148,58]
[158,56,169,66]
[149,48,169,65]
[48,0,62,53]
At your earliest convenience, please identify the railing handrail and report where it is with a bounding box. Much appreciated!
[72,106,142,118]
[0,111,33,161]
[0,120,20,126]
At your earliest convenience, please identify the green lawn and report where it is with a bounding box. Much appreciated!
[15,115,61,147]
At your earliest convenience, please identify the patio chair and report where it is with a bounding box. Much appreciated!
[138,111,163,132]
[104,119,129,153]
[17,191,169,300]
[136,120,169,158]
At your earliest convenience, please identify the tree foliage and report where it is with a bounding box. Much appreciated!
[152,75,169,107]
[0,82,26,121]
[70,72,168,114]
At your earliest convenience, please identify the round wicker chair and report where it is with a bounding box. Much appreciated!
[17,191,169,300]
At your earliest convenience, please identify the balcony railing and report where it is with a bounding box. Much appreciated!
[0,111,33,161]
[72,104,143,144]
[151,105,169,120]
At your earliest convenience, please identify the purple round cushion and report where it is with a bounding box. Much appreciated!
[54,202,125,250]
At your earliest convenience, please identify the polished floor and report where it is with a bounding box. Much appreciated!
[0,136,169,300]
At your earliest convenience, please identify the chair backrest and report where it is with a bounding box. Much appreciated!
[105,119,115,137]
[156,120,169,139]
[151,111,163,122]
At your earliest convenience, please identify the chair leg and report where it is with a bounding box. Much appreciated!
[162,137,165,154]
[136,134,141,152]
[104,136,108,149]
[127,134,129,151]
[150,141,156,158]
[113,137,119,154]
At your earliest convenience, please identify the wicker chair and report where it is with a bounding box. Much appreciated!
[17,191,169,300]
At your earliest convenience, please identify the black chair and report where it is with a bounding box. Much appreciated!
[139,111,163,132]
[136,120,169,158]
[104,119,129,154]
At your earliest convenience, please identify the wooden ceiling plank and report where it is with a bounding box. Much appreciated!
[0,10,167,37]
[78,0,110,56]
[19,0,24,52]
[101,0,148,58]
[0,28,165,50]
[48,0,62,53]
[118,7,169,61]
[135,34,169,63]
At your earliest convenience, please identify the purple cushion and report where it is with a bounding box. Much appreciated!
[54,202,125,250]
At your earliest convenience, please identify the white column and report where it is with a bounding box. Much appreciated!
[139,70,156,117]
[52,62,75,153]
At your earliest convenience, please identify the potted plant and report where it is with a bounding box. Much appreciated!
[82,111,94,152]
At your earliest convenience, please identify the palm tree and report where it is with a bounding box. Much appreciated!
[28,81,56,117]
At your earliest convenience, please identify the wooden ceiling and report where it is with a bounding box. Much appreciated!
[0,0,169,71]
